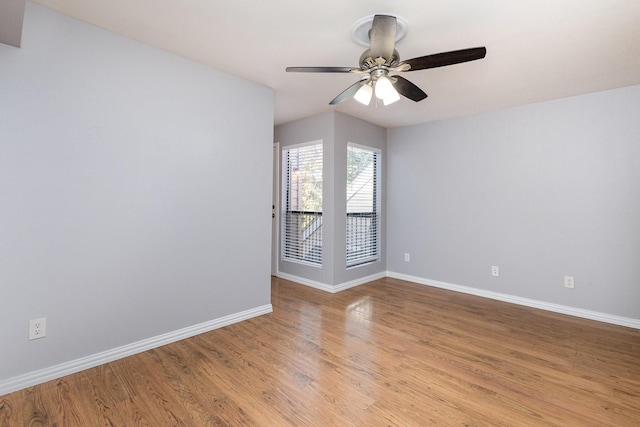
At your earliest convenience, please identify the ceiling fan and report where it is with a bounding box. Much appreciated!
[286,14,486,106]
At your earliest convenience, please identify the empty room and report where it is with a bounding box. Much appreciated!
[1,1,639,425]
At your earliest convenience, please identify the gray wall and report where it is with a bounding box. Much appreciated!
[0,0,25,47]
[387,85,640,319]
[334,112,387,284]
[0,3,273,385]
[274,111,387,288]
[274,112,336,285]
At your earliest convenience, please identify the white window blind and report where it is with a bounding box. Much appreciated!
[282,142,323,265]
[347,144,379,267]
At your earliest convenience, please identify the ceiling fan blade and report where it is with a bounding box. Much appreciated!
[369,15,396,61]
[392,76,427,102]
[286,66,357,73]
[403,47,486,71]
[329,81,363,105]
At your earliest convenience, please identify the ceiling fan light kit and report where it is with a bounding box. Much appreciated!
[374,75,400,105]
[286,14,486,107]
[354,83,373,105]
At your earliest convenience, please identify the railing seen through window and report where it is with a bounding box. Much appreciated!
[283,210,322,264]
[346,212,377,265]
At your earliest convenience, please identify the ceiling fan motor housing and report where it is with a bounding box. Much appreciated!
[359,48,400,69]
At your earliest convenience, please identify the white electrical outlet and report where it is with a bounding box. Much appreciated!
[29,318,46,340]
[404,253,410,262]
[491,265,500,276]
[564,276,575,289]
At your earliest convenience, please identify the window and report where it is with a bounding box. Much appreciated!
[281,142,323,266]
[346,144,380,267]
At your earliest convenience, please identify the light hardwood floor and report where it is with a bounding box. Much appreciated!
[1,276,639,426]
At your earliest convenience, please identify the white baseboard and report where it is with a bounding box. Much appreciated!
[7,272,633,397]
[387,271,640,329]
[276,271,386,293]
[279,270,640,329]
[333,272,387,292]
[276,272,335,292]
[0,304,273,396]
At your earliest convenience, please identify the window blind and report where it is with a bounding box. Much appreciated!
[347,144,379,267]
[282,142,323,265]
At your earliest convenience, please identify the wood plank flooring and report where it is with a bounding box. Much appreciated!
[1,276,639,426]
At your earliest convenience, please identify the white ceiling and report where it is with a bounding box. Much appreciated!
[28,0,640,128]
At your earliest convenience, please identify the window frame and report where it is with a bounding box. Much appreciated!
[346,142,381,268]
[281,140,323,267]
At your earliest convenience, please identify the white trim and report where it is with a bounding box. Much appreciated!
[283,138,323,150]
[346,144,381,269]
[277,271,385,294]
[348,141,382,155]
[8,271,635,396]
[0,304,273,396]
[277,272,335,293]
[386,271,640,330]
[334,272,387,293]
[272,142,280,276]
[281,141,324,266]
